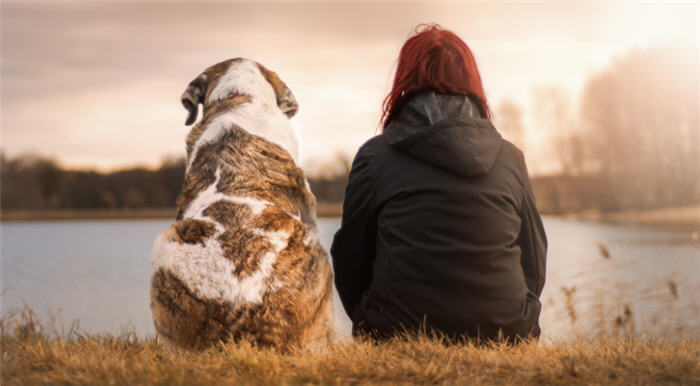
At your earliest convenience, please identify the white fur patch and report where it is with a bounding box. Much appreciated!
[151,167,291,304]
[187,59,299,170]
[207,60,277,106]
[182,168,268,233]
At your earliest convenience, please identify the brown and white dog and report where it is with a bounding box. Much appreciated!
[150,58,333,351]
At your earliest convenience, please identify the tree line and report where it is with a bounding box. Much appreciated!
[0,153,354,212]
[1,155,185,210]
[2,150,695,215]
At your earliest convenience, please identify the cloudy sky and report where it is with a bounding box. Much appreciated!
[1,1,697,174]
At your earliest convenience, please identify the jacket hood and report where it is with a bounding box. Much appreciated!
[384,91,502,177]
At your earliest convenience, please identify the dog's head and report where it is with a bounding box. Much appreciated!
[180,58,299,125]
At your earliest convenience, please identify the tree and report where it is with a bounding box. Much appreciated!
[495,99,526,151]
[580,42,699,208]
[531,86,585,176]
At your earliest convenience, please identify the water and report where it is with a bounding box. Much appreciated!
[540,218,699,339]
[1,217,698,340]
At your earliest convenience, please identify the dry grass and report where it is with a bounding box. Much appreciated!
[2,311,698,385]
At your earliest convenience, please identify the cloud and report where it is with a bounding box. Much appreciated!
[2,79,187,169]
[1,1,696,171]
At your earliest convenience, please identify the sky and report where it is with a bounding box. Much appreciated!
[1,1,698,174]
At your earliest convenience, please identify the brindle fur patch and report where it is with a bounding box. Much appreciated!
[203,95,253,119]
[151,268,261,350]
[251,206,296,233]
[152,267,329,351]
[202,200,251,229]
[174,218,217,245]
[179,127,318,223]
[217,229,270,277]
[201,200,270,277]
[265,225,334,345]
[256,63,298,117]
[214,128,317,224]
[185,95,253,160]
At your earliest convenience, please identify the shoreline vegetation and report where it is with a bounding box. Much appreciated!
[0,203,345,222]
[1,311,698,385]
[560,205,700,228]
[1,204,698,227]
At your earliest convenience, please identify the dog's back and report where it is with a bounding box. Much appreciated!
[150,59,333,350]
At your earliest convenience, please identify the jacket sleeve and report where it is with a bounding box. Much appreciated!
[516,163,547,297]
[330,148,378,318]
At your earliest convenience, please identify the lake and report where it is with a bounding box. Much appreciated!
[1,217,698,340]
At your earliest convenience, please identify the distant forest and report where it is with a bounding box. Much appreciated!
[2,43,698,215]
[0,154,348,211]
[1,150,697,215]
[0,154,345,212]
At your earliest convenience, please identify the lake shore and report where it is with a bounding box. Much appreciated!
[0,208,179,221]
[554,204,700,228]
[2,203,698,226]
[0,203,343,221]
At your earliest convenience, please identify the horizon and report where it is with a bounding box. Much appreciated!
[1,1,697,175]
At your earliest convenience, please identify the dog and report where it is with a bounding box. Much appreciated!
[150,58,333,351]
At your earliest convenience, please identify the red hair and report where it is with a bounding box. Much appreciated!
[381,24,491,129]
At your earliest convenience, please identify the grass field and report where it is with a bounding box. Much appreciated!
[2,310,698,385]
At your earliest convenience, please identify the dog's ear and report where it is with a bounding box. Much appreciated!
[181,73,208,125]
[257,64,299,118]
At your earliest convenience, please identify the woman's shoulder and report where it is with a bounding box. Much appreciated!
[495,138,534,192]
[353,134,391,163]
[499,139,526,163]
[357,134,386,153]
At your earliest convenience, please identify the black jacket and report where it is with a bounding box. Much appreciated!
[331,91,547,341]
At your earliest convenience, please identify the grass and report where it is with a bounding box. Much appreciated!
[1,310,698,385]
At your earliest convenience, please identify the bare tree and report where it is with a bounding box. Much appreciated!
[580,42,699,208]
[495,99,526,151]
[532,86,582,175]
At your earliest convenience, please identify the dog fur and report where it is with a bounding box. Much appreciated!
[150,58,333,351]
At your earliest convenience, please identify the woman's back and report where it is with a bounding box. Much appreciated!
[331,91,546,340]
[331,24,546,342]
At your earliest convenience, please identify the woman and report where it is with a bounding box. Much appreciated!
[331,24,547,342]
